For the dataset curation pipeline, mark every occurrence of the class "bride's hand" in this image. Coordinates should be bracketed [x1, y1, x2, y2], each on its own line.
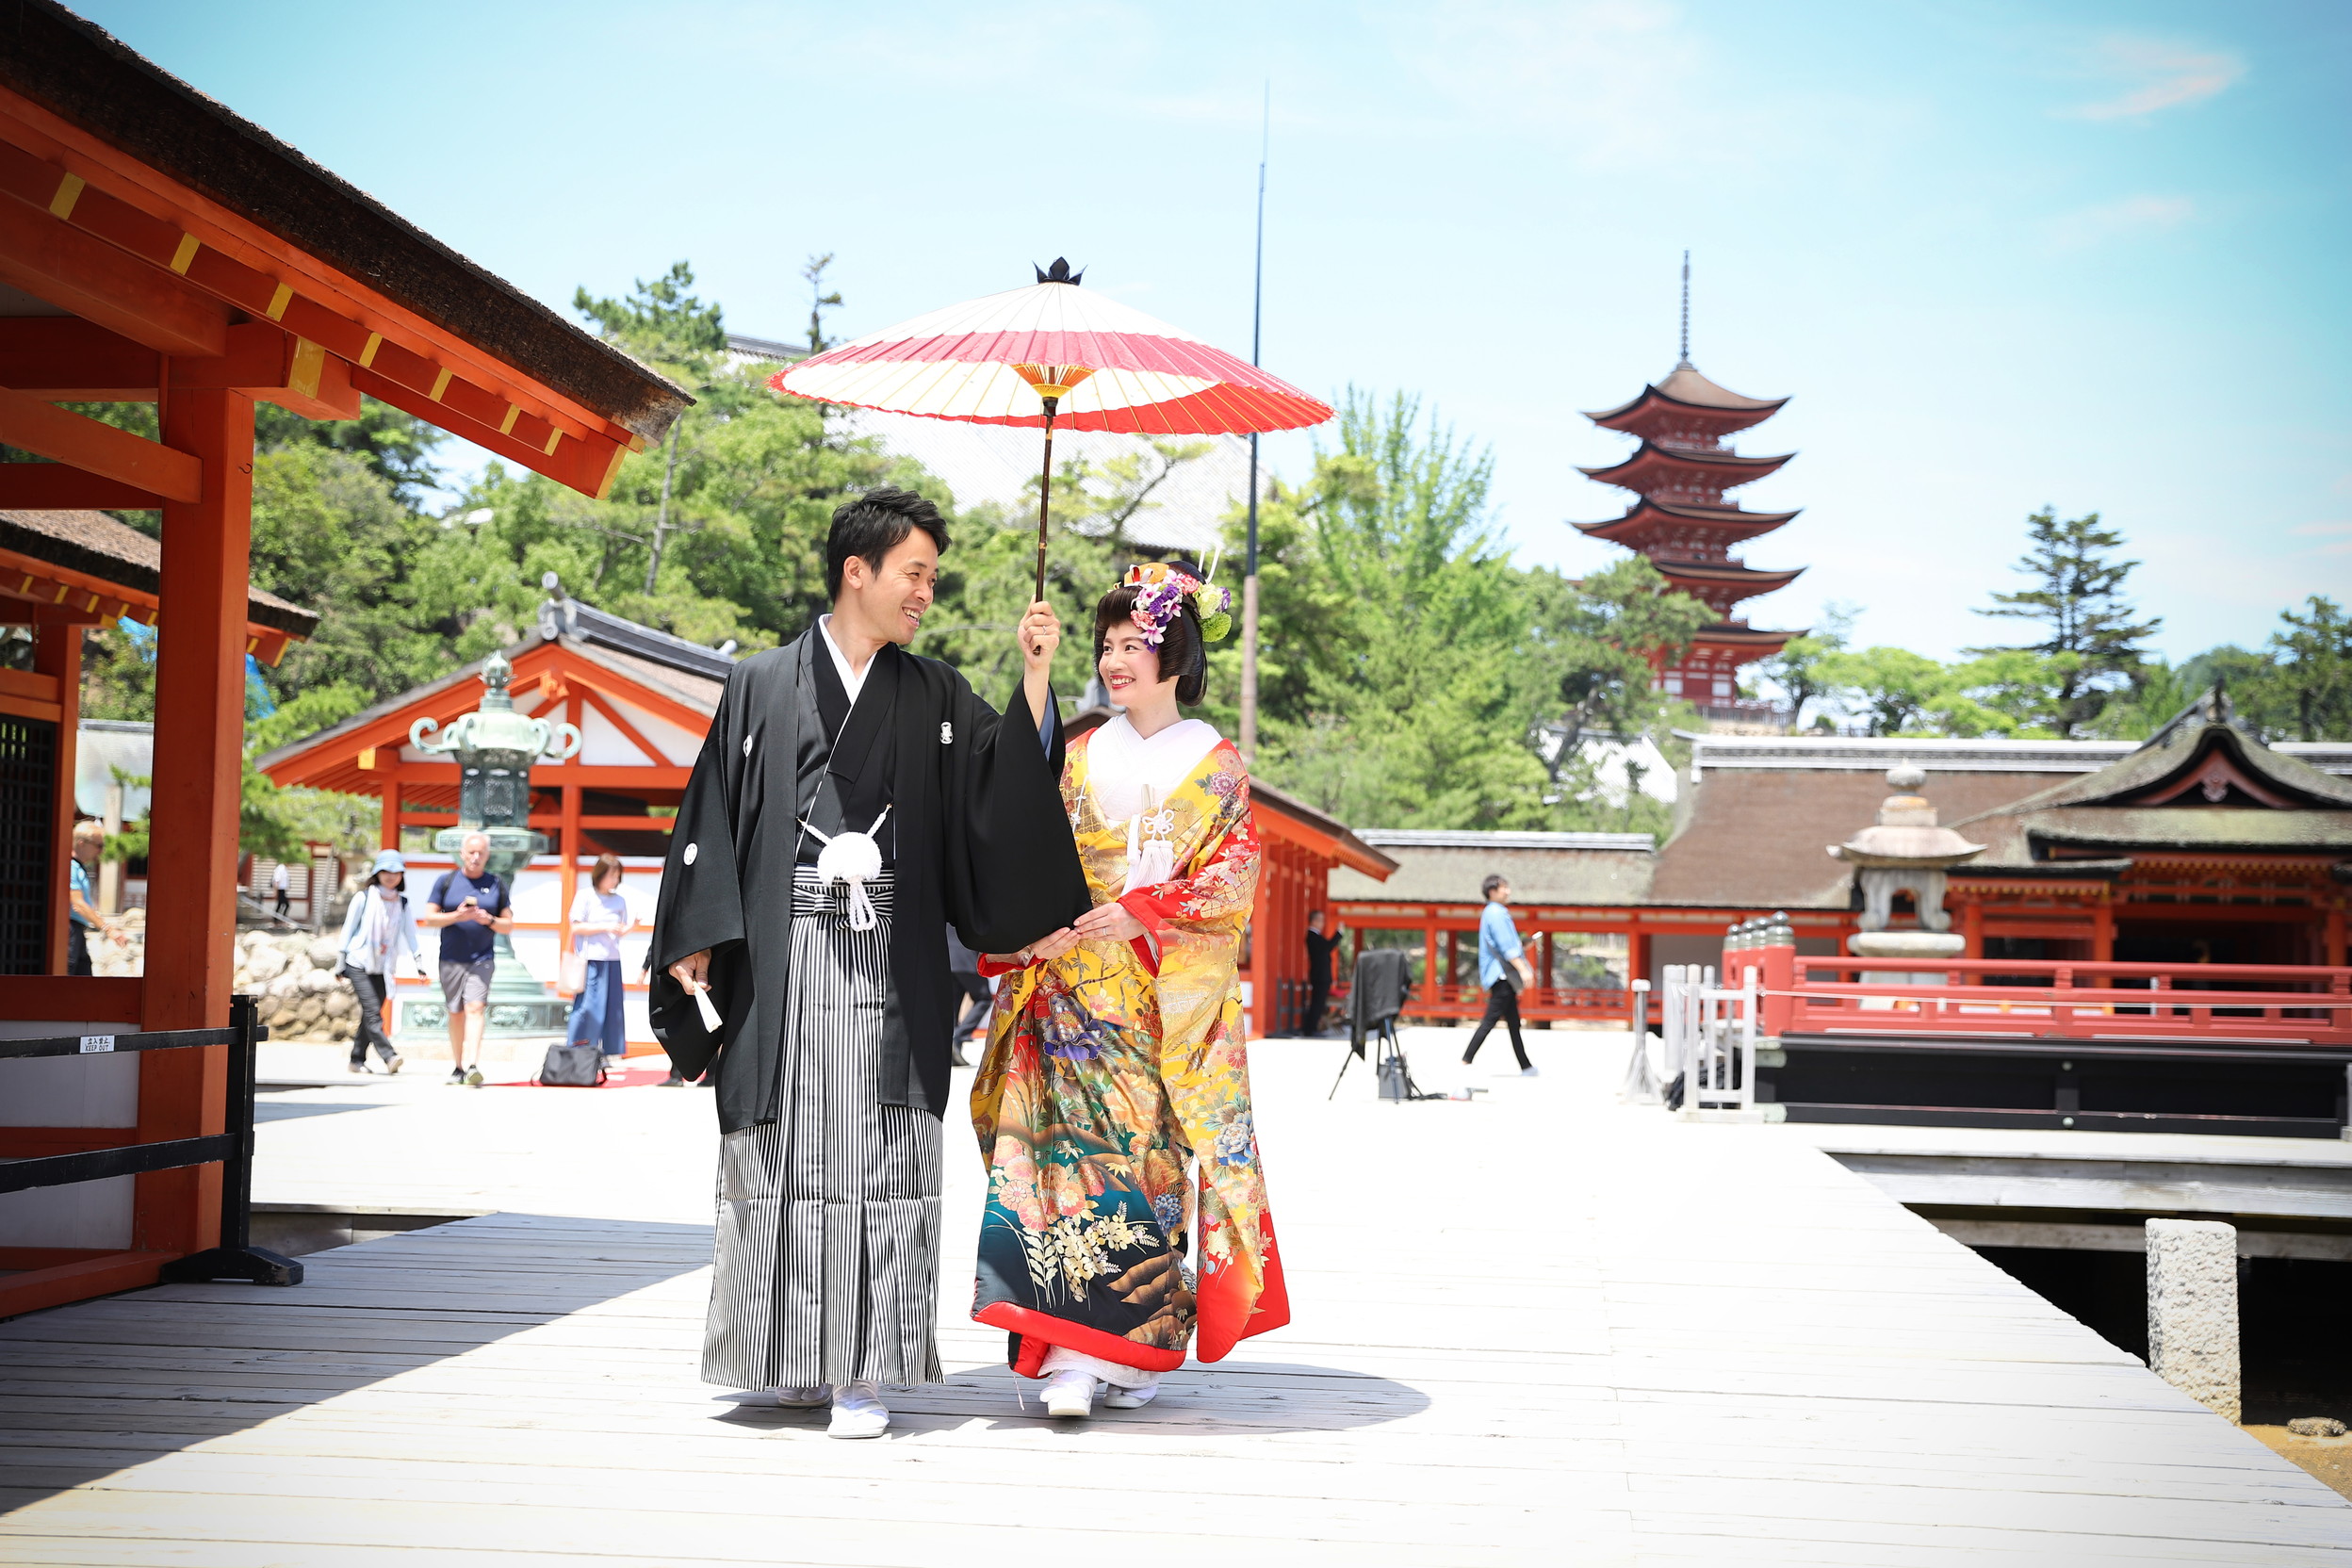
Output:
[1025, 926, 1081, 963]
[1072, 901, 1147, 943]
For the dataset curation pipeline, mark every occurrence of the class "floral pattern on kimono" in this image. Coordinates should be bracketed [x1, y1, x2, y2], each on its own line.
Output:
[969, 730, 1287, 1376]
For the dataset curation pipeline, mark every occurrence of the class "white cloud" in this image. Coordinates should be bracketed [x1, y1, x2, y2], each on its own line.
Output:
[2073, 37, 2244, 122]
[2046, 194, 2194, 251]
[2293, 521, 2352, 556]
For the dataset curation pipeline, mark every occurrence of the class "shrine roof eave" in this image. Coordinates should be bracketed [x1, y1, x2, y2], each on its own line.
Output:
[1581, 372, 1787, 429]
[1251, 778, 1398, 880]
[1656, 564, 1805, 600]
[3, 3, 687, 441]
[2021, 808, 2352, 856]
[1952, 694, 2352, 823]
[1950, 859, 2133, 881]
[0, 2, 690, 489]
[2, 505, 313, 638]
[260, 633, 720, 792]
[1571, 500, 1801, 542]
[1577, 443, 1794, 487]
[1686, 625, 1803, 649]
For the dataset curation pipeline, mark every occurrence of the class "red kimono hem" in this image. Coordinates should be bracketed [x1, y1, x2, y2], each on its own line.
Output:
[974, 1302, 1188, 1380]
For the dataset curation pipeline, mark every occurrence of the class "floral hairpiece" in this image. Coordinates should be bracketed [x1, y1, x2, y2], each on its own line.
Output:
[1123, 562, 1233, 645]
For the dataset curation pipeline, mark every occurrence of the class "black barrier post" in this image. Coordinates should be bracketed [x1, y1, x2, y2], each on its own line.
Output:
[157, 994, 302, 1287]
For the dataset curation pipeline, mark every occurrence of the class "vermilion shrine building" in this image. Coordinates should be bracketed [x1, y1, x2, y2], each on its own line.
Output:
[1330, 711, 2352, 1037]
[0, 4, 687, 1317]
[258, 589, 726, 1049]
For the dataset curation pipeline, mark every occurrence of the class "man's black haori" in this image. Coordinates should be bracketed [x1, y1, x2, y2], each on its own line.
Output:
[648, 629, 1088, 1135]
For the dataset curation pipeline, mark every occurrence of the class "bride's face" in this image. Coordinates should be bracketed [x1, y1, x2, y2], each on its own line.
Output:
[1099, 624, 1174, 703]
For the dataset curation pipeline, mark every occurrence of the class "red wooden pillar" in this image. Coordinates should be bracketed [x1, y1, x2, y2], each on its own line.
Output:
[2326, 905, 2346, 969]
[2091, 896, 2115, 970]
[35, 619, 81, 974]
[1421, 922, 1438, 1007]
[138, 384, 253, 1255]
[379, 776, 400, 858]
[1959, 898, 1984, 960]
[559, 776, 582, 993]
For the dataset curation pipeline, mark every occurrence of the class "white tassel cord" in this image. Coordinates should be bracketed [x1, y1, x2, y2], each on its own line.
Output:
[802, 808, 892, 931]
[1119, 789, 1179, 896]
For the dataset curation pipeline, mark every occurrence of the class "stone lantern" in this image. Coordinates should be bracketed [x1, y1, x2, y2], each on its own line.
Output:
[1828, 763, 1984, 963]
[399, 647, 581, 1039]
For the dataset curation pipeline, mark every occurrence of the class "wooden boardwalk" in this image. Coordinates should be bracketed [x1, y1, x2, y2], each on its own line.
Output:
[3, 1032, 2347, 1564]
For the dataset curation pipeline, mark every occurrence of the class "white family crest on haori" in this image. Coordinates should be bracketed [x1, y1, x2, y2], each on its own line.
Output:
[803, 808, 893, 930]
[1086, 714, 1222, 895]
[940, 721, 954, 744]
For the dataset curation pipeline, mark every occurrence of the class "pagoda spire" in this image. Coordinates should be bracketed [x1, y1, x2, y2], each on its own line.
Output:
[1677, 249, 1691, 369]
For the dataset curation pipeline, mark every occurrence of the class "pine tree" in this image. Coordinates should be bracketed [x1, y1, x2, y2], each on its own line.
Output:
[1968, 508, 2159, 737]
[2265, 596, 2352, 741]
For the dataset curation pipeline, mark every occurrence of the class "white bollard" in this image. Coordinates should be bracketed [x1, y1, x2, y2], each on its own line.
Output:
[2145, 1218, 2240, 1424]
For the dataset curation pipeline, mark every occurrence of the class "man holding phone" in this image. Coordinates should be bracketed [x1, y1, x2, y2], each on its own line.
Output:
[422, 830, 513, 1086]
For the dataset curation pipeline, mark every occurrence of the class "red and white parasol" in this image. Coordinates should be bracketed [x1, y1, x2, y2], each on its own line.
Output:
[771, 259, 1330, 596]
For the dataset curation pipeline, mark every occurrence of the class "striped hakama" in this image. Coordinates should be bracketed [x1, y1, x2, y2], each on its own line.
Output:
[702, 870, 944, 1390]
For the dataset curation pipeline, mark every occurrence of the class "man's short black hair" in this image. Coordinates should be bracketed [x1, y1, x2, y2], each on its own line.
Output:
[826, 487, 951, 600]
[1481, 874, 1508, 900]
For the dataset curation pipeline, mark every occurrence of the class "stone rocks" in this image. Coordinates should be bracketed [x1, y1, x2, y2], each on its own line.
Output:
[68, 917, 379, 1046]
[2147, 1218, 2240, 1425]
[2289, 1417, 2348, 1438]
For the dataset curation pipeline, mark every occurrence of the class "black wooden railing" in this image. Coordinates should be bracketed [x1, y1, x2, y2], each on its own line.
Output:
[0, 994, 301, 1285]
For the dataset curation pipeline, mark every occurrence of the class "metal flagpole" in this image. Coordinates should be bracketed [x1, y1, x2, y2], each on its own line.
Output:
[1239, 82, 1268, 766]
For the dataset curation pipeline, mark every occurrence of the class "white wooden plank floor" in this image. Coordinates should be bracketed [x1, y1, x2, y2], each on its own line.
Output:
[2, 1028, 2346, 1565]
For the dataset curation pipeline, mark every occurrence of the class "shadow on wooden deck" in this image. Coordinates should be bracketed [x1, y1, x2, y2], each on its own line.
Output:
[0, 1212, 711, 1511]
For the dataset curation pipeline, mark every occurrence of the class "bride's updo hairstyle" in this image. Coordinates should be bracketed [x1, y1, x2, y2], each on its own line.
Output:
[1093, 558, 1212, 707]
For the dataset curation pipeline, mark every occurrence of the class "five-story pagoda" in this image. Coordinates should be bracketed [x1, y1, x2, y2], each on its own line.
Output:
[1573, 264, 1805, 722]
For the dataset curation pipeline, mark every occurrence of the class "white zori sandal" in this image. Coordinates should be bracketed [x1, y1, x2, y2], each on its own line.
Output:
[1037, 1346, 1162, 1416]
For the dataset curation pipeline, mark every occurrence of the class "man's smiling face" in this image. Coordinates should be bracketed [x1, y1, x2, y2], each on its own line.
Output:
[840, 530, 939, 646]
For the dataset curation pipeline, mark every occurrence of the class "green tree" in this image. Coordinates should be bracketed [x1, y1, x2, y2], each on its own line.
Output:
[1527, 556, 1708, 773]
[574, 262, 724, 593]
[1759, 603, 1855, 732]
[2262, 596, 2352, 741]
[802, 253, 843, 355]
[1819, 646, 2017, 737]
[1968, 508, 2159, 736]
[253, 397, 446, 503]
[2084, 657, 2200, 741]
[1234, 390, 1557, 828]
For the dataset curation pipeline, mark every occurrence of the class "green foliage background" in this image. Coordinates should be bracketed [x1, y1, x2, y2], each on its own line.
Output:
[56, 265, 2351, 863]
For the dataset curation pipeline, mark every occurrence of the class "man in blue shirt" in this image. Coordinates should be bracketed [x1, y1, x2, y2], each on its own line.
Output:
[422, 831, 513, 1086]
[1461, 873, 1535, 1074]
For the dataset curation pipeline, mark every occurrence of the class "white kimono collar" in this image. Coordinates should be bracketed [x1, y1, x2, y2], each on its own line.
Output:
[1086, 714, 1221, 825]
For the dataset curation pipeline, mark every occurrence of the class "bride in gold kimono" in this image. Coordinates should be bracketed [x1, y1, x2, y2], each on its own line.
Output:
[971, 562, 1288, 1418]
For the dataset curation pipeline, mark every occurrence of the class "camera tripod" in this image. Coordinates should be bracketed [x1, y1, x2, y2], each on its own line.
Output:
[1329, 1015, 1446, 1102]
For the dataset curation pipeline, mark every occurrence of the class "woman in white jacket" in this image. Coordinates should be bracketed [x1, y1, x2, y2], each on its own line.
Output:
[338, 849, 425, 1074]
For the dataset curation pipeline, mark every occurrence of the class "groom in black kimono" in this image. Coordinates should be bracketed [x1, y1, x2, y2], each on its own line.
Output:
[650, 487, 1086, 1439]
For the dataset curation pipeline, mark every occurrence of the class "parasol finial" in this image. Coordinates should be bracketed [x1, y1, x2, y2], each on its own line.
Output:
[1033, 257, 1085, 286]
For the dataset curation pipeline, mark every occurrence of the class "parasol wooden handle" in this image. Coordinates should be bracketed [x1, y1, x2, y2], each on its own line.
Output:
[1032, 399, 1058, 615]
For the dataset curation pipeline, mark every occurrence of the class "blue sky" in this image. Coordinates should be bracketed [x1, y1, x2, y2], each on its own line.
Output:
[78, 0, 2350, 664]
